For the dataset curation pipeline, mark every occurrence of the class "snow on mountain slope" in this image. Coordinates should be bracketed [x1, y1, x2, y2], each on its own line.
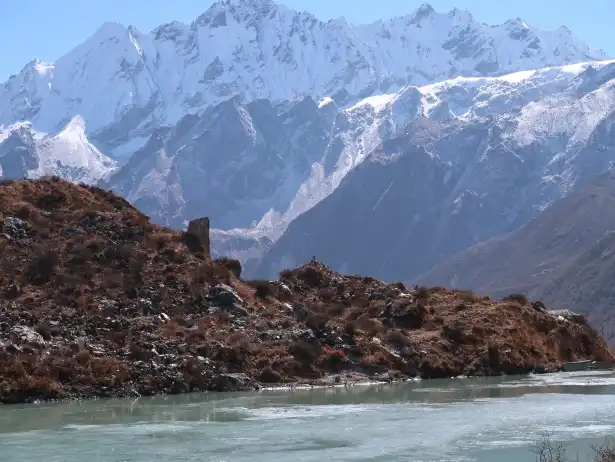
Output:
[99, 58, 614, 270]
[0, 0, 608, 158]
[0, 118, 116, 184]
[103, 96, 335, 231]
[252, 59, 615, 279]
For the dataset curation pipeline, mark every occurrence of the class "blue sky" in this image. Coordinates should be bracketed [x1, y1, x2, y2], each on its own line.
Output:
[1, 0, 612, 80]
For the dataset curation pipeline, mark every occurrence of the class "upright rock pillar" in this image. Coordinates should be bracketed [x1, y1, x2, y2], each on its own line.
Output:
[186, 217, 211, 259]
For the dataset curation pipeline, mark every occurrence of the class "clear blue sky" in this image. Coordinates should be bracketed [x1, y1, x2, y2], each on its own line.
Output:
[1, 0, 612, 80]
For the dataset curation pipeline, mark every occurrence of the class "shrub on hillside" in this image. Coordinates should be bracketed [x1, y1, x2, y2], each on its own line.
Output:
[503, 293, 529, 305]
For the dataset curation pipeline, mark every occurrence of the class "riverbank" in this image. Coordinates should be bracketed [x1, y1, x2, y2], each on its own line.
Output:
[0, 177, 613, 404]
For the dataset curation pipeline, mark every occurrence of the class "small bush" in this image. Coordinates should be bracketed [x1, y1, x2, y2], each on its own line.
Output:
[247, 280, 275, 299]
[289, 339, 322, 362]
[442, 324, 465, 343]
[258, 367, 282, 383]
[415, 286, 430, 300]
[279, 268, 293, 280]
[325, 303, 346, 318]
[26, 249, 59, 284]
[296, 265, 326, 288]
[530, 434, 615, 462]
[592, 438, 615, 462]
[35, 323, 52, 341]
[387, 329, 411, 347]
[343, 320, 356, 337]
[305, 313, 329, 331]
[74, 350, 92, 366]
[503, 293, 529, 305]
[216, 258, 242, 279]
[321, 345, 347, 372]
[455, 290, 482, 304]
[487, 342, 500, 368]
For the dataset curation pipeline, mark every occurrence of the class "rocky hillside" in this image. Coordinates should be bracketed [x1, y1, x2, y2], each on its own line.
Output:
[0, 178, 612, 404]
[417, 170, 615, 342]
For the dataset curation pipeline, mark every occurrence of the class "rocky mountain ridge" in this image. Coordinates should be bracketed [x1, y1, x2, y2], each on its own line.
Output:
[0, 0, 607, 159]
[253, 59, 615, 280]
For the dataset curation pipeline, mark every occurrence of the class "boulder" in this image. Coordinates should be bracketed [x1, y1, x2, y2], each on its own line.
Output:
[10, 326, 46, 349]
[2, 216, 30, 240]
[208, 284, 248, 317]
[211, 373, 259, 392]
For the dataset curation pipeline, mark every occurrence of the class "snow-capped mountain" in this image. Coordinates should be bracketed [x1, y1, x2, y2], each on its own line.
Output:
[102, 95, 335, 231]
[0, 117, 116, 184]
[102, 60, 608, 239]
[0, 0, 613, 276]
[0, 0, 607, 160]
[253, 59, 615, 280]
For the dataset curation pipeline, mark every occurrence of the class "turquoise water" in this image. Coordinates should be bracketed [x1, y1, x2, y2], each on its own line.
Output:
[1, 371, 615, 461]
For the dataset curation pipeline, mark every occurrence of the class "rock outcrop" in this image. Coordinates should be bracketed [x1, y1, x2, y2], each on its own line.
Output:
[186, 217, 211, 258]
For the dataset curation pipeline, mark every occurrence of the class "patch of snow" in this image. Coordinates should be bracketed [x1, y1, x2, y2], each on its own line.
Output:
[318, 97, 334, 109]
[347, 93, 396, 113]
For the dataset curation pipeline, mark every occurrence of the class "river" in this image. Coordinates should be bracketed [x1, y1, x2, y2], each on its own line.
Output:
[1, 371, 615, 461]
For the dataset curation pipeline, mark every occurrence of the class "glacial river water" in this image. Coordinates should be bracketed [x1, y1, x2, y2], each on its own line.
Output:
[1, 371, 615, 461]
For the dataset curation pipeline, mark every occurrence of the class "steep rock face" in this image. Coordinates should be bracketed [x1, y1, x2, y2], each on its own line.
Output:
[103, 96, 334, 230]
[0, 126, 38, 179]
[252, 121, 516, 280]
[104, 61, 608, 245]
[0, 1, 607, 157]
[254, 61, 615, 281]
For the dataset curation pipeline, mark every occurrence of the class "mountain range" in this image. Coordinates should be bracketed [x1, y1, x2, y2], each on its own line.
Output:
[1, 0, 615, 303]
[254, 59, 615, 278]
[0, 0, 605, 154]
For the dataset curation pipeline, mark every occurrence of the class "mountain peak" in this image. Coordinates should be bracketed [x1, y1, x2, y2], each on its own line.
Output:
[92, 21, 129, 39]
[410, 3, 436, 22]
[196, 0, 285, 27]
[61, 115, 87, 135]
[225, 0, 278, 7]
[447, 7, 473, 21]
[558, 25, 573, 35]
[19, 59, 53, 78]
[219, 0, 282, 17]
[416, 3, 435, 14]
[504, 17, 530, 28]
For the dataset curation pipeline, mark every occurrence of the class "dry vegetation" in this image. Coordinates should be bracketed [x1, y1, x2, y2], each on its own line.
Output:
[417, 170, 615, 344]
[532, 434, 615, 462]
[0, 177, 613, 404]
